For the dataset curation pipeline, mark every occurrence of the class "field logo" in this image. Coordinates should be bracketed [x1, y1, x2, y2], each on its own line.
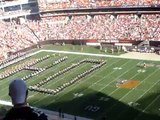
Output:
[116, 80, 140, 89]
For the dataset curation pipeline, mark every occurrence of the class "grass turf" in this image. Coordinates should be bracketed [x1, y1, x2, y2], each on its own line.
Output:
[0, 45, 160, 120]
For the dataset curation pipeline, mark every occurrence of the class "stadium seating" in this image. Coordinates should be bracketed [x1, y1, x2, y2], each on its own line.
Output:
[38, 0, 160, 11]
[0, 13, 159, 59]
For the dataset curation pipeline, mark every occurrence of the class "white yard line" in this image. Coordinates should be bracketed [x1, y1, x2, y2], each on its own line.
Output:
[40, 49, 160, 61]
[0, 100, 12, 106]
[110, 68, 160, 120]
[41, 50, 118, 58]
[1, 49, 160, 71]
[142, 95, 160, 112]
[0, 50, 41, 69]
[27, 55, 82, 101]
[1, 49, 160, 120]
[0, 51, 46, 99]
[0, 51, 77, 100]
[118, 68, 159, 103]
[0, 50, 43, 99]
[38, 58, 122, 106]
[0, 49, 141, 107]
[134, 71, 160, 120]
[51, 59, 131, 103]
[98, 61, 140, 94]
[99, 66, 139, 96]
[30, 59, 90, 105]
[134, 72, 160, 103]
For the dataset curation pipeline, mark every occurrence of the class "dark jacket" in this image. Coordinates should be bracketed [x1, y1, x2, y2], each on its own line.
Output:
[3, 106, 48, 120]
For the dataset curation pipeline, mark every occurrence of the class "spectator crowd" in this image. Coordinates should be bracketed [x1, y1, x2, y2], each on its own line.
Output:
[0, 0, 159, 19]
[0, 13, 159, 60]
[38, 0, 160, 11]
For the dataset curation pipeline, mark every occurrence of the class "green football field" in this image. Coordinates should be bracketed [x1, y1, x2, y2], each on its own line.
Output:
[0, 45, 160, 120]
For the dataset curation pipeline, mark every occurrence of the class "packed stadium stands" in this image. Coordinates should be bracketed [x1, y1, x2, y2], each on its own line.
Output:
[38, 0, 160, 11]
[0, 14, 159, 59]
[0, 0, 159, 18]
[0, 0, 159, 60]
[0, 1, 160, 119]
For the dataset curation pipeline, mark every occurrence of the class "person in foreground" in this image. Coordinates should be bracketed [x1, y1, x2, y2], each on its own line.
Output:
[3, 79, 48, 120]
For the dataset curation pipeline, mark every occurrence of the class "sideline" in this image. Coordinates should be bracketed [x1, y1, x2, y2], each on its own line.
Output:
[1, 49, 160, 70]
[0, 49, 159, 120]
[0, 50, 42, 69]
[40, 49, 160, 61]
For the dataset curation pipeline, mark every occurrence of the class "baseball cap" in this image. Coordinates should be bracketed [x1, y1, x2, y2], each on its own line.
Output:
[9, 79, 28, 105]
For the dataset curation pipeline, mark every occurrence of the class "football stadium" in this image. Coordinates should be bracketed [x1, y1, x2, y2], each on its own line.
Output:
[0, 0, 160, 120]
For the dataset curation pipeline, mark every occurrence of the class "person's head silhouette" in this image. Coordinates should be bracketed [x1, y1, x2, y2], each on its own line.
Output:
[9, 79, 28, 106]
[4, 79, 48, 120]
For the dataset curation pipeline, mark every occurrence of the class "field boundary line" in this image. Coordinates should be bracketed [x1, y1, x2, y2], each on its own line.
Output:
[2, 48, 158, 70]
[43, 58, 123, 104]
[99, 62, 141, 95]
[30, 59, 92, 105]
[0, 50, 50, 99]
[39, 49, 160, 61]
[53, 59, 132, 103]
[134, 95, 160, 120]
[27, 55, 82, 101]
[111, 68, 160, 120]
[134, 70, 160, 120]
[1, 49, 160, 120]
[0, 50, 42, 70]
[118, 62, 157, 101]
[142, 95, 160, 112]
[30, 57, 139, 107]
[0, 51, 79, 99]
[0, 50, 43, 98]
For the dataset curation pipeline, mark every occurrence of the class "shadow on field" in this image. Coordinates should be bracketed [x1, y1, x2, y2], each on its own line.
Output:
[30, 87, 160, 120]
[135, 92, 160, 120]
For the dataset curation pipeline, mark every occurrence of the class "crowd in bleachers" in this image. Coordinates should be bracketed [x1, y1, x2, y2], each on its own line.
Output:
[1, 0, 159, 17]
[38, 0, 160, 11]
[0, 13, 159, 60]
[31, 14, 160, 41]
